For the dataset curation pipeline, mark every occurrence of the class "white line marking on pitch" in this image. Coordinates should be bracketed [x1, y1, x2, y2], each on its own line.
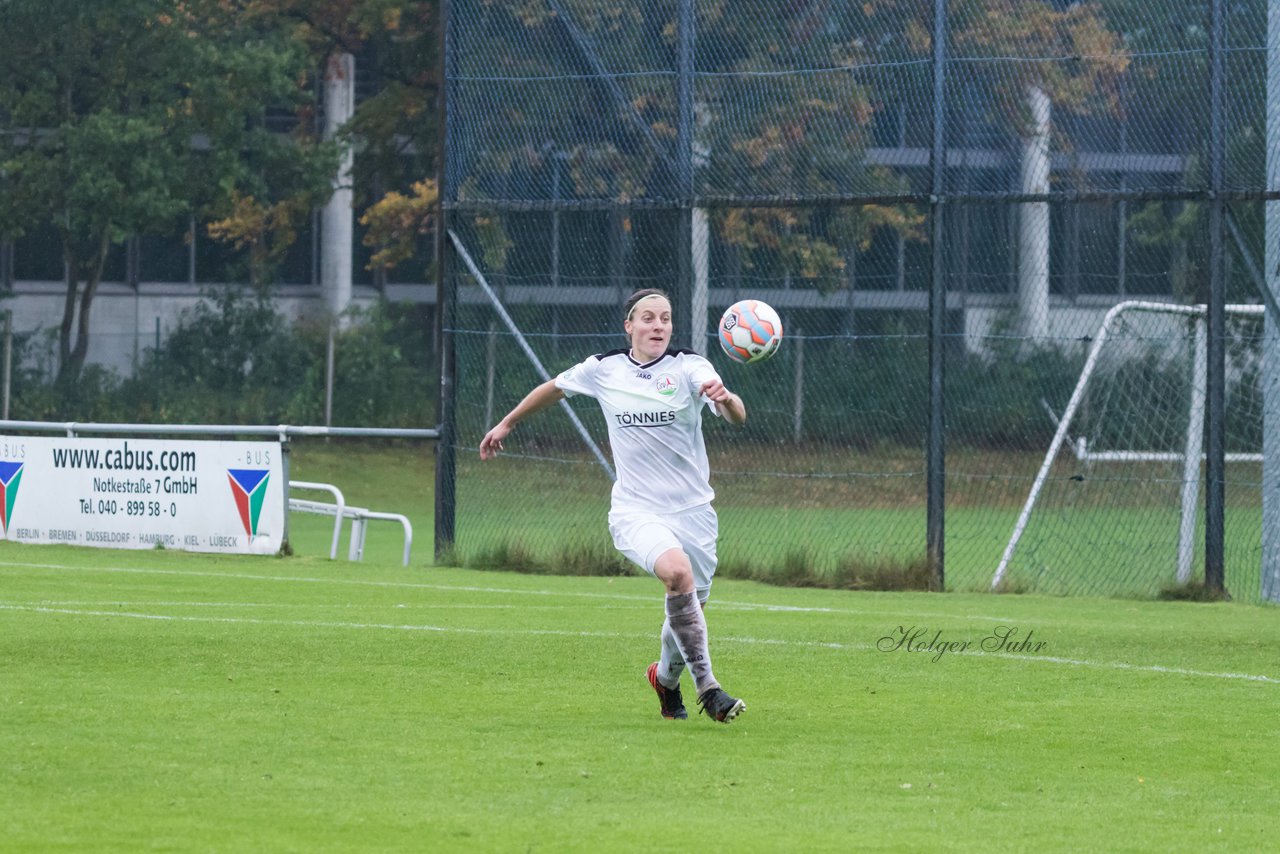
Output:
[952, 649, 1280, 684]
[0, 560, 1017, 623]
[10, 600, 640, 611]
[0, 604, 653, 641]
[2, 603, 1275, 686]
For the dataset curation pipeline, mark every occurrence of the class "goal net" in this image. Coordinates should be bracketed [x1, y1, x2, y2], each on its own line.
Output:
[992, 301, 1265, 597]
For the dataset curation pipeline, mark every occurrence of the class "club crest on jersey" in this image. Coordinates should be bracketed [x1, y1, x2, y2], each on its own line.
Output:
[655, 374, 678, 396]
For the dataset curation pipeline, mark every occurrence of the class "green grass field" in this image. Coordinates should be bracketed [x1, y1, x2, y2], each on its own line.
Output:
[2, 442, 1276, 850]
[452, 448, 1269, 600]
[272, 440, 1269, 600]
[2, 541, 1278, 851]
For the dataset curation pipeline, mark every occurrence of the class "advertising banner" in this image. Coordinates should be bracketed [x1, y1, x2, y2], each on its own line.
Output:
[0, 435, 284, 555]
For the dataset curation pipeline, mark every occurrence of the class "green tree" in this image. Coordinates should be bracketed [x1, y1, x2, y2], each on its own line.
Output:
[1099, 0, 1266, 305]
[435, 0, 1127, 291]
[233, 1, 442, 281]
[0, 0, 338, 387]
[250, 1, 442, 230]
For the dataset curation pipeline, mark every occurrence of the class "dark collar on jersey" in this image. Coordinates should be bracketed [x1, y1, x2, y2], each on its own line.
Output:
[594, 347, 700, 368]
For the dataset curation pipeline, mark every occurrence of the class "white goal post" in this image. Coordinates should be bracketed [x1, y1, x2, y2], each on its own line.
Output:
[992, 300, 1265, 592]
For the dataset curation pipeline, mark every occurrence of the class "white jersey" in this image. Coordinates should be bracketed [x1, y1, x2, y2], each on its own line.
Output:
[556, 348, 723, 514]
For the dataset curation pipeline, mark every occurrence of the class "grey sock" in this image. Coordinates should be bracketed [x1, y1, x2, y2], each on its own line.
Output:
[665, 591, 718, 695]
[657, 619, 685, 688]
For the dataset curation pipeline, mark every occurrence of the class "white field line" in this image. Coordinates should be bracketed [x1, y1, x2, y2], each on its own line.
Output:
[0, 560, 1017, 623]
[10, 600, 644, 611]
[1, 602, 1276, 686]
[953, 648, 1280, 684]
[0, 604, 638, 640]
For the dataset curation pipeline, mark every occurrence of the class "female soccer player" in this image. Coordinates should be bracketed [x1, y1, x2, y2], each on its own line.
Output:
[478, 288, 747, 723]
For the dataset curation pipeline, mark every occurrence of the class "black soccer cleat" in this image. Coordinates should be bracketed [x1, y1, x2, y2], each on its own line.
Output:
[697, 687, 746, 723]
[646, 662, 688, 720]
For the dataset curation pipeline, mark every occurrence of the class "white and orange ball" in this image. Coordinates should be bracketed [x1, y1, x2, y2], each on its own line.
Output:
[718, 300, 783, 364]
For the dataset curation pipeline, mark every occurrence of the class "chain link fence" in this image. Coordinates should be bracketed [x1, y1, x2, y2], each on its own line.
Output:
[441, 0, 1277, 600]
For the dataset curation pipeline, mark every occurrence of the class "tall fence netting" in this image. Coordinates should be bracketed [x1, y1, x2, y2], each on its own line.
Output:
[445, 0, 1276, 600]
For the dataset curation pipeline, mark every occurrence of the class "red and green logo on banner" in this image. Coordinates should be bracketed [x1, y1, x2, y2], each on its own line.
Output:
[0, 461, 24, 535]
[226, 469, 269, 536]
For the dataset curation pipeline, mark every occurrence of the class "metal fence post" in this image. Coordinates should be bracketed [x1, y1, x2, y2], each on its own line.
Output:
[3, 310, 11, 421]
[280, 429, 292, 550]
[1206, 0, 1227, 594]
[674, 0, 696, 351]
[434, 0, 458, 560]
[927, 0, 948, 591]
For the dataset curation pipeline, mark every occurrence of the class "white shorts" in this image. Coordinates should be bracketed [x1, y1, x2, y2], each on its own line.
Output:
[608, 504, 718, 602]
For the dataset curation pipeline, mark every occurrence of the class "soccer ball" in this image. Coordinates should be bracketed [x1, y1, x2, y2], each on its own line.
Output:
[718, 300, 783, 364]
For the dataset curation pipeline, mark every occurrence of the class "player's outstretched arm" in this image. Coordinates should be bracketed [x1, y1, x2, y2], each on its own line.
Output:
[699, 379, 747, 426]
[479, 379, 566, 459]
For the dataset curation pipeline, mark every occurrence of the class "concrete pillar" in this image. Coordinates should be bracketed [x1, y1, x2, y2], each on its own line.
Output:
[692, 207, 710, 353]
[322, 53, 355, 320]
[1018, 85, 1051, 342]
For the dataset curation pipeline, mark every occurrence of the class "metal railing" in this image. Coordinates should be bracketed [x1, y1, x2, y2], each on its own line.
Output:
[289, 489, 414, 567]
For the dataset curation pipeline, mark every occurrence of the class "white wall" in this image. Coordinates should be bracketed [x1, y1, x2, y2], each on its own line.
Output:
[963, 303, 1114, 359]
[2, 282, 392, 378]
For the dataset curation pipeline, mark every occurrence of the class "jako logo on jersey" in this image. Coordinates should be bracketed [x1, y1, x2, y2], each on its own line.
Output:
[226, 468, 269, 536]
[0, 460, 23, 535]
[634, 370, 652, 380]
[655, 374, 678, 395]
